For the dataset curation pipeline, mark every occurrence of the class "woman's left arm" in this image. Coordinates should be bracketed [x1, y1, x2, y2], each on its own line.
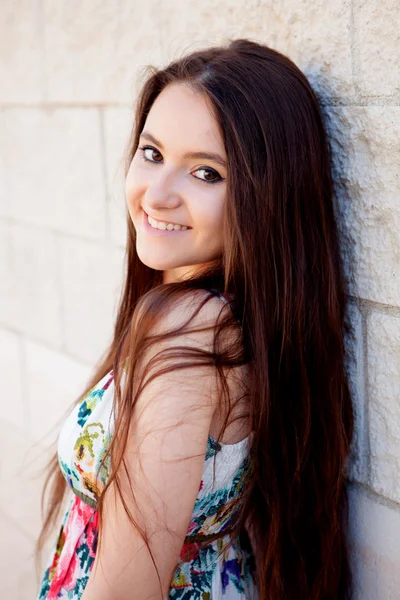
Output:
[81, 293, 228, 600]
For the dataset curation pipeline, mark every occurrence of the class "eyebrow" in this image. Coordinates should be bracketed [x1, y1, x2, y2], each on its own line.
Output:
[139, 130, 227, 168]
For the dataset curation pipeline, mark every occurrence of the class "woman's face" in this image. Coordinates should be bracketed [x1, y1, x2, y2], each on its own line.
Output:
[125, 82, 227, 284]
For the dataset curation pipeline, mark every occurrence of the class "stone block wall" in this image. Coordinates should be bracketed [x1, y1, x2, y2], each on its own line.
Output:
[0, 1, 399, 598]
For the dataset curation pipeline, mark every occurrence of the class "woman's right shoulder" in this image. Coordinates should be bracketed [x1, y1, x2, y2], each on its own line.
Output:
[143, 287, 231, 334]
[132, 287, 240, 365]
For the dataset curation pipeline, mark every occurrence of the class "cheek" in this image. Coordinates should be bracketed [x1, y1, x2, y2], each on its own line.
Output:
[196, 200, 225, 240]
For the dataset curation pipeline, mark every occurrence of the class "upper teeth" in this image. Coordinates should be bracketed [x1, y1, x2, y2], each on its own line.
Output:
[147, 215, 188, 231]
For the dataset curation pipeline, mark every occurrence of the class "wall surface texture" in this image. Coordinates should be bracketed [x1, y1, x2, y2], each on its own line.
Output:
[0, 1, 399, 598]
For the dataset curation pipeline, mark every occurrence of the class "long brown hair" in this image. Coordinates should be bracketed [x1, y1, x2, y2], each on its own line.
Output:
[37, 38, 354, 599]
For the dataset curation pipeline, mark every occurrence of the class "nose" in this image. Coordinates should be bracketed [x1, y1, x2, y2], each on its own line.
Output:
[144, 171, 182, 212]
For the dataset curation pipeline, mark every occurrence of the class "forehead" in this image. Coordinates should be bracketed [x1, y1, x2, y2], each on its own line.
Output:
[143, 82, 224, 152]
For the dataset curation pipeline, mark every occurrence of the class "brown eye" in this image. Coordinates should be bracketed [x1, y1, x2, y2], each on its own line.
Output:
[138, 145, 162, 162]
[193, 167, 223, 185]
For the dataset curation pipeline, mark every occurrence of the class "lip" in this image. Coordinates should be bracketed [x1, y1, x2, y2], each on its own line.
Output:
[141, 209, 191, 236]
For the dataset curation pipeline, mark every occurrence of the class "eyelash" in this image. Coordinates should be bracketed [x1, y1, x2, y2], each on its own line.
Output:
[137, 145, 224, 185]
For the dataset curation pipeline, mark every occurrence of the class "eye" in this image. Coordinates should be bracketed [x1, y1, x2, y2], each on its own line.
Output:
[138, 145, 162, 163]
[137, 144, 224, 185]
[193, 167, 222, 184]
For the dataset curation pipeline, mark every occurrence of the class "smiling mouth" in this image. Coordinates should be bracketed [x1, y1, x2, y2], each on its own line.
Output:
[144, 210, 192, 231]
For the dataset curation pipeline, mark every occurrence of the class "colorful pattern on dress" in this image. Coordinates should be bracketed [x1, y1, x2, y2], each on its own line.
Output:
[169, 532, 257, 599]
[169, 442, 257, 599]
[37, 290, 259, 599]
[37, 495, 98, 599]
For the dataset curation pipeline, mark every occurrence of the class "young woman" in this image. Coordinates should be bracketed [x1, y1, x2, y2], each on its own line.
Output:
[36, 38, 354, 600]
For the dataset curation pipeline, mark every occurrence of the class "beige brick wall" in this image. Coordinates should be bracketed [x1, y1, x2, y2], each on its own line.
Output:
[0, 1, 399, 598]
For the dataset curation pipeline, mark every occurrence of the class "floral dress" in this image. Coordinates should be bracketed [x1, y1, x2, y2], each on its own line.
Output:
[37, 290, 259, 599]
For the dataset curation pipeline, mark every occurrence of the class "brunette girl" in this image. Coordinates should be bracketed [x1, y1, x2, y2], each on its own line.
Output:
[37, 38, 354, 600]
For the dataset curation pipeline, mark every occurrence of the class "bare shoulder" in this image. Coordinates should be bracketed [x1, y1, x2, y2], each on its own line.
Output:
[131, 288, 245, 438]
[131, 288, 235, 419]
[144, 287, 241, 352]
[156, 287, 234, 326]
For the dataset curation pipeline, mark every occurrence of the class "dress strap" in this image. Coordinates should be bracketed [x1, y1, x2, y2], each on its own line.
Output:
[207, 288, 242, 329]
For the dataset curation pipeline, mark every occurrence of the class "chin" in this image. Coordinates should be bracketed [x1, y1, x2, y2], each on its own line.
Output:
[135, 249, 179, 272]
